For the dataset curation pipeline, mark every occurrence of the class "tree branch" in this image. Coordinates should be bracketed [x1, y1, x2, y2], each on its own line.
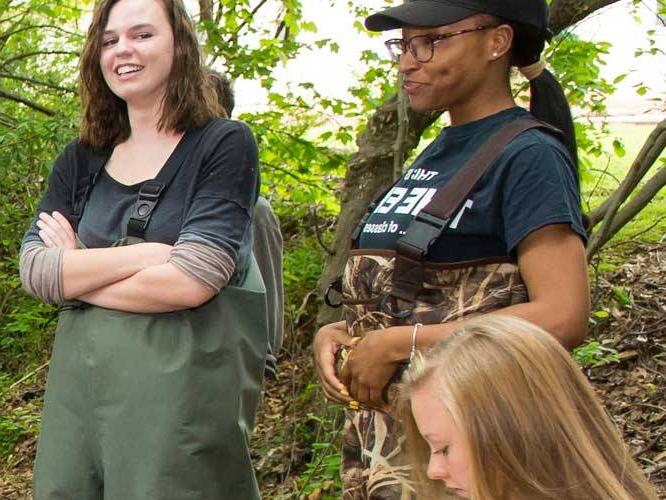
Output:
[0, 23, 81, 41]
[587, 119, 666, 227]
[586, 120, 666, 258]
[0, 50, 79, 71]
[0, 112, 16, 128]
[392, 74, 409, 182]
[592, 166, 666, 252]
[198, 0, 213, 23]
[0, 89, 56, 115]
[0, 72, 77, 93]
[549, 0, 621, 35]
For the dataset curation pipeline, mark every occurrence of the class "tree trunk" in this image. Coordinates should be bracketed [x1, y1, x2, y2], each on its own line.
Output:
[315, 96, 439, 326]
[549, 0, 620, 35]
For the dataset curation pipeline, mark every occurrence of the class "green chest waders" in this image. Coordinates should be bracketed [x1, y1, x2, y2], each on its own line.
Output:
[33, 126, 269, 499]
[326, 119, 561, 500]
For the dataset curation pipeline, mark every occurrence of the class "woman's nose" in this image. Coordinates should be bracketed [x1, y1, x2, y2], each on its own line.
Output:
[114, 36, 132, 55]
[398, 51, 419, 74]
[427, 456, 449, 481]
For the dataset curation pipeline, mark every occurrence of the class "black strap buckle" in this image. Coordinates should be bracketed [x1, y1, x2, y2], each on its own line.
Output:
[127, 180, 165, 238]
[380, 292, 413, 319]
[324, 279, 343, 308]
[398, 211, 449, 259]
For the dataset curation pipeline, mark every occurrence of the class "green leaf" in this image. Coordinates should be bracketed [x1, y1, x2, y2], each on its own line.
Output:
[612, 73, 627, 84]
[612, 139, 626, 158]
[612, 286, 632, 306]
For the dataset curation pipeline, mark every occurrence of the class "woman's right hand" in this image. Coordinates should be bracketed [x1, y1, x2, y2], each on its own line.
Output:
[313, 321, 355, 404]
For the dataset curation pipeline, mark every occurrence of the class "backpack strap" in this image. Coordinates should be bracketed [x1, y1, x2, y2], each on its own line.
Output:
[126, 123, 210, 239]
[388, 118, 562, 307]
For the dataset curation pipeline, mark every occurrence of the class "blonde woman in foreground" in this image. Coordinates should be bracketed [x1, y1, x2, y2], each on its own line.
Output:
[399, 315, 658, 500]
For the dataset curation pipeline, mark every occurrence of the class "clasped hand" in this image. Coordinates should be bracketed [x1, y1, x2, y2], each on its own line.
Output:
[314, 323, 400, 411]
[36, 211, 77, 249]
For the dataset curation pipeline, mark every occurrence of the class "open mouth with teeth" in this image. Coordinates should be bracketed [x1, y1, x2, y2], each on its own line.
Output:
[116, 64, 144, 76]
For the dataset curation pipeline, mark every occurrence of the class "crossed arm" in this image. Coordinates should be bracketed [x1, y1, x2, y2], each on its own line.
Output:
[314, 224, 590, 409]
[32, 211, 215, 312]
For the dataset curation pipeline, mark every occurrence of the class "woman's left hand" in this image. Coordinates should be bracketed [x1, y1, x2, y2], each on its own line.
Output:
[341, 328, 402, 411]
[36, 211, 77, 250]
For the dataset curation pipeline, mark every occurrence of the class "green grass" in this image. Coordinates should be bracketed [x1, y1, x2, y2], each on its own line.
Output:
[581, 122, 666, 244]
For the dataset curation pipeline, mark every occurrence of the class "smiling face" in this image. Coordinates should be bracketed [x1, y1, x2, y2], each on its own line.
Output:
[410, 378, 472, 498]
[99, 0, 174, 108]
[398, 15, 503, 117]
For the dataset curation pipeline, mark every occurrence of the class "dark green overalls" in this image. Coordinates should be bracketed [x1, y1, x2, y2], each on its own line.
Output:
[33, 127, 268, 499]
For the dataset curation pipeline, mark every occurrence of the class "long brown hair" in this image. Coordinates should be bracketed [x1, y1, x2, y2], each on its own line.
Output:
[398, 315, 658, 500]
[79, 0, 220, 149]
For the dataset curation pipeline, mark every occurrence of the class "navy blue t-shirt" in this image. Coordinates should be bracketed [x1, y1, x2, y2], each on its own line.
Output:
[356, 107, 586, 262]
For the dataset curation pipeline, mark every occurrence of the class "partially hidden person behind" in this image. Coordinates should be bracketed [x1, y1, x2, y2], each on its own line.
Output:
[19, 0, 268, 498]
[314, 0, 590, 498]
[399, 315, 659, 500]
[207, 68, 285, 378]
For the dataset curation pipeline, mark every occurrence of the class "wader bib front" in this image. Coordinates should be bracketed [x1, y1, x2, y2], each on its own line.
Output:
[33, 127, 269, 500]
[332, 119, 560, 499]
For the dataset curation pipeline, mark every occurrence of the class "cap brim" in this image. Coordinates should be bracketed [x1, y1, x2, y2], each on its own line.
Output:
[365, 1, 478, 32]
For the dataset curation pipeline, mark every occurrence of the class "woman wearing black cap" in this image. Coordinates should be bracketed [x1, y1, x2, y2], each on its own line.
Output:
[313, 0, 590, 498]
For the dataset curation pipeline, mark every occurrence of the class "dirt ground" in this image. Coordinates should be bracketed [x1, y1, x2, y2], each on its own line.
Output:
[1, 244, 665, 499]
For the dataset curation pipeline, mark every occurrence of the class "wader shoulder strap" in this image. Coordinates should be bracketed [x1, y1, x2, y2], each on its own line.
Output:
[350, 186, 392, 245]
[71, 148, 111, 231]
[126, 123, 210, 239]
[391, 118, 562, 303]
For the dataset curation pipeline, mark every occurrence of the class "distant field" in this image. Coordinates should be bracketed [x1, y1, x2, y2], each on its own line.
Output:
[581, 122, 666, 245]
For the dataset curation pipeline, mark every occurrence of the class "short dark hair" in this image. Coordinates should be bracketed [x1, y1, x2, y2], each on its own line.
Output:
[79, 0, 221, 149]
[206, 69, 235, 118]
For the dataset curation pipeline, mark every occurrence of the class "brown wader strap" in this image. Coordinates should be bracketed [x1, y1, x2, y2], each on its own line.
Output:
[389, 118, 562, 309]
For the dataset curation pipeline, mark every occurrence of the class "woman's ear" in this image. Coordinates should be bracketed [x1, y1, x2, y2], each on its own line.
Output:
[489, 24, 513, 60]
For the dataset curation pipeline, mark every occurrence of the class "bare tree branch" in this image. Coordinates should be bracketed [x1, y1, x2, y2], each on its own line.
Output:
[0, 88, 56, 115]
[588, 166, 666, 254]
[587, 118, 666, 228]
[586, 119, 666, 258]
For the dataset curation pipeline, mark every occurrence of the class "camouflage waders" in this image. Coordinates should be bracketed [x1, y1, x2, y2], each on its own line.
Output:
[338, 251, 528, 499]
[335, 119, 561, 499]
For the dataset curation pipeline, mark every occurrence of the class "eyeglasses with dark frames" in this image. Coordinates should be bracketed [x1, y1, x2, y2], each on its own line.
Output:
[385, 25, 497, 63]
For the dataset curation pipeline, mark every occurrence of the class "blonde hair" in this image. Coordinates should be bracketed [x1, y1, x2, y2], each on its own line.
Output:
[398, 315, 658, 500]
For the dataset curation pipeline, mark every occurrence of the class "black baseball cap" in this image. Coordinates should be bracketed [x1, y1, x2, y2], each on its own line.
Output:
[365, 0, 549, 36]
